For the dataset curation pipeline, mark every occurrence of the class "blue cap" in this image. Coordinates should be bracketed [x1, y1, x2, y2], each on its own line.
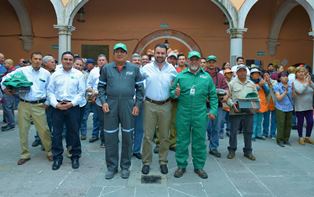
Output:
[86, 58, 95, 64]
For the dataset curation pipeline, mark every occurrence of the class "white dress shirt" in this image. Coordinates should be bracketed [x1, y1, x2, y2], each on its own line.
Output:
[87, 66, 100, 92]
[1, 65, 50, 101]
[47, 66, 86, 108]
[141, 61, 177, 101]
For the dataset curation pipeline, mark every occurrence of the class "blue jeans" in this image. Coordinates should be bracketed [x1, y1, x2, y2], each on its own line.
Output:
[2, 94, 15, 127]
[263, 110, 276, 137]
[133, 107, 144, 153]
[220, 111, 230, 135]
[207, 107, 226, 150]
[80, 102, 100, 137]
[252, 112, 263, 138]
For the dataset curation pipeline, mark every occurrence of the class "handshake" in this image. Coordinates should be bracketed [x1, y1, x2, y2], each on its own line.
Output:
[86, 88, 97, 102]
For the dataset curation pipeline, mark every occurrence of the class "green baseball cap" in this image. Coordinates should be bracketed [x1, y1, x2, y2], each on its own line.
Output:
[188, 51, 201, 59]
[206, 55, 217, 62]
[113, 42, 128, 52]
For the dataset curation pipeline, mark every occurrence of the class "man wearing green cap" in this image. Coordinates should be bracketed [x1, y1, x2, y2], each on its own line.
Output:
[205, 55, 229, 158]
[170, 51, 218, 179]
[98, 42, 144, 179]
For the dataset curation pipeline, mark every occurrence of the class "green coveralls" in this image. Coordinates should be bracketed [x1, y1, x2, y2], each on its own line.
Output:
[170, 68, 218, 169]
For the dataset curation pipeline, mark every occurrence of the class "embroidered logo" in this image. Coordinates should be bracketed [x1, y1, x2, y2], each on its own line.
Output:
[200, 75, 207, 79]
[126, 71, 134, 76]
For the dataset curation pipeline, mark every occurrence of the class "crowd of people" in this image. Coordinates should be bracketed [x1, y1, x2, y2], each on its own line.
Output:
[0, 42, 313, 180]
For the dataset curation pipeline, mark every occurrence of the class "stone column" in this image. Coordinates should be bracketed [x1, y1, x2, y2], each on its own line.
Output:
[227, 28, 247, 65]
[54, 25, 76, 62]
[309, 31, 314, 74]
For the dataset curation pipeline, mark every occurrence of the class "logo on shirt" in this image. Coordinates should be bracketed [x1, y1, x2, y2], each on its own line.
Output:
[200, 75, 207, 79]
[126, 71, 134, 76]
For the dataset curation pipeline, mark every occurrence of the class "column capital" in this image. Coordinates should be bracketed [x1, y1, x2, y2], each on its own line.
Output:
[54, 25, 76, 35]
[19, 35, 33, 51]
[267, 38, 280, 56]
[227, 28, 248, 39]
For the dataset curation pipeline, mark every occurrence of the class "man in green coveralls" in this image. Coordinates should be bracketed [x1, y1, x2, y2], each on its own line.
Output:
[170, 51, 218, 179]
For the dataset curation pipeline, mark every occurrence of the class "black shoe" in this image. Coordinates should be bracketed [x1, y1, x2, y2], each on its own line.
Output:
[277, 141, 285, 147]
[153, 146, 159, 154]
[71, 158, 79, 169]
[209, 149, 221, 158]
[80, 135, 87, 140]
[169, 146, 176, 152]
[256, 136, 266, 140]
[133, 152, 142, 160]
[31, 139, 41, 147]
[284, 141, 291, 146]
[244, 153, 256, 161]
[142, 165, 150, 175]
[174, 168, 186, 178]
[89, 136, 99, 143]
[227, 151, 235, 159]
[160, 164, 168, 174]
[292, 125, 297, 130]
[1, 125, 15, 132]
[100, 141, 105, 148]
[52, 160, 62, 170]
[194, 169, 208, 179]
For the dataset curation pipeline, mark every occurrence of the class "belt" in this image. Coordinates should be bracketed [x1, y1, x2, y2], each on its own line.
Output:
[20, 98, 46, 104]
[145, 97, 171, 105]
[57, 100, 71, 103]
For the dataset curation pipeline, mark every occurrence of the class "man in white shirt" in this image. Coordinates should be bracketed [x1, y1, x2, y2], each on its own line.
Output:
[1, 52, 52, 165]
[141, 43, 177, 175]
[48, 51, 85, 170]
[86, 54, 108, 148]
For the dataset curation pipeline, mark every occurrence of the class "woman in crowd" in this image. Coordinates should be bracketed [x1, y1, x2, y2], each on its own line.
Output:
[293, 66, 314, 145]
[273, 71, 294, 147]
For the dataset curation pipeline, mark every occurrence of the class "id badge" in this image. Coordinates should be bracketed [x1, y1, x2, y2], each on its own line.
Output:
[190, 86, 195, 96]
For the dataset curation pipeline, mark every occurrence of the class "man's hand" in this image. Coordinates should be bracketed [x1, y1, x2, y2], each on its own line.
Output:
[208, 114, 216, 120]
[233, 103, 240, 112]
[259, 79, 265, 86]
[175, 83, 180, 97]
[56, 103, 67, 110]
[221, 95, 228, 103]
[102, 103, 110, 113]
[63, 102, 73, 110]
[132, 106, 139, 116]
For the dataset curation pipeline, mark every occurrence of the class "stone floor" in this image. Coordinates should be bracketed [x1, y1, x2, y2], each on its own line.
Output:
[0, 117, 314, 197]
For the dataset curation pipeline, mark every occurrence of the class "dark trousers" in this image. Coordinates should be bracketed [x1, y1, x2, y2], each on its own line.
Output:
[296, 110, 313, 137]
[96, 105, 105, 141]
[103, 98, 134, 171]
[2, 94, 15, 127]
[275, 109, 292, 143]
[228, 114, 253, 154]
[52, 106, 81, 161]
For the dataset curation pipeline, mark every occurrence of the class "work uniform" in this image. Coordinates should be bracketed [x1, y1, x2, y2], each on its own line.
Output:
[170, 68, 218, 169]
[98, 62, 144, 172]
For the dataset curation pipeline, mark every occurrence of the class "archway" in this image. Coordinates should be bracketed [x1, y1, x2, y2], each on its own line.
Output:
[133, 29, 202, 56]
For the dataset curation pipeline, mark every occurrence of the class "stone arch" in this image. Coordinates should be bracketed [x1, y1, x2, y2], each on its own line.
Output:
[268, 0, 299, 56]
[238, 0, 258, 29]
[8, 0, 33, 51]
[133, 29, 202, 55]
[211, 0, 238, 28]
[68, 0, 89, 26]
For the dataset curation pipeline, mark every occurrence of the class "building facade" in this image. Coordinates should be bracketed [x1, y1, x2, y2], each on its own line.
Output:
[0, 0, 314, 69]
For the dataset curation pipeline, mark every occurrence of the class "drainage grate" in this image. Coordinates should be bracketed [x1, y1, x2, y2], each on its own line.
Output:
[141, 175, 162, 184]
